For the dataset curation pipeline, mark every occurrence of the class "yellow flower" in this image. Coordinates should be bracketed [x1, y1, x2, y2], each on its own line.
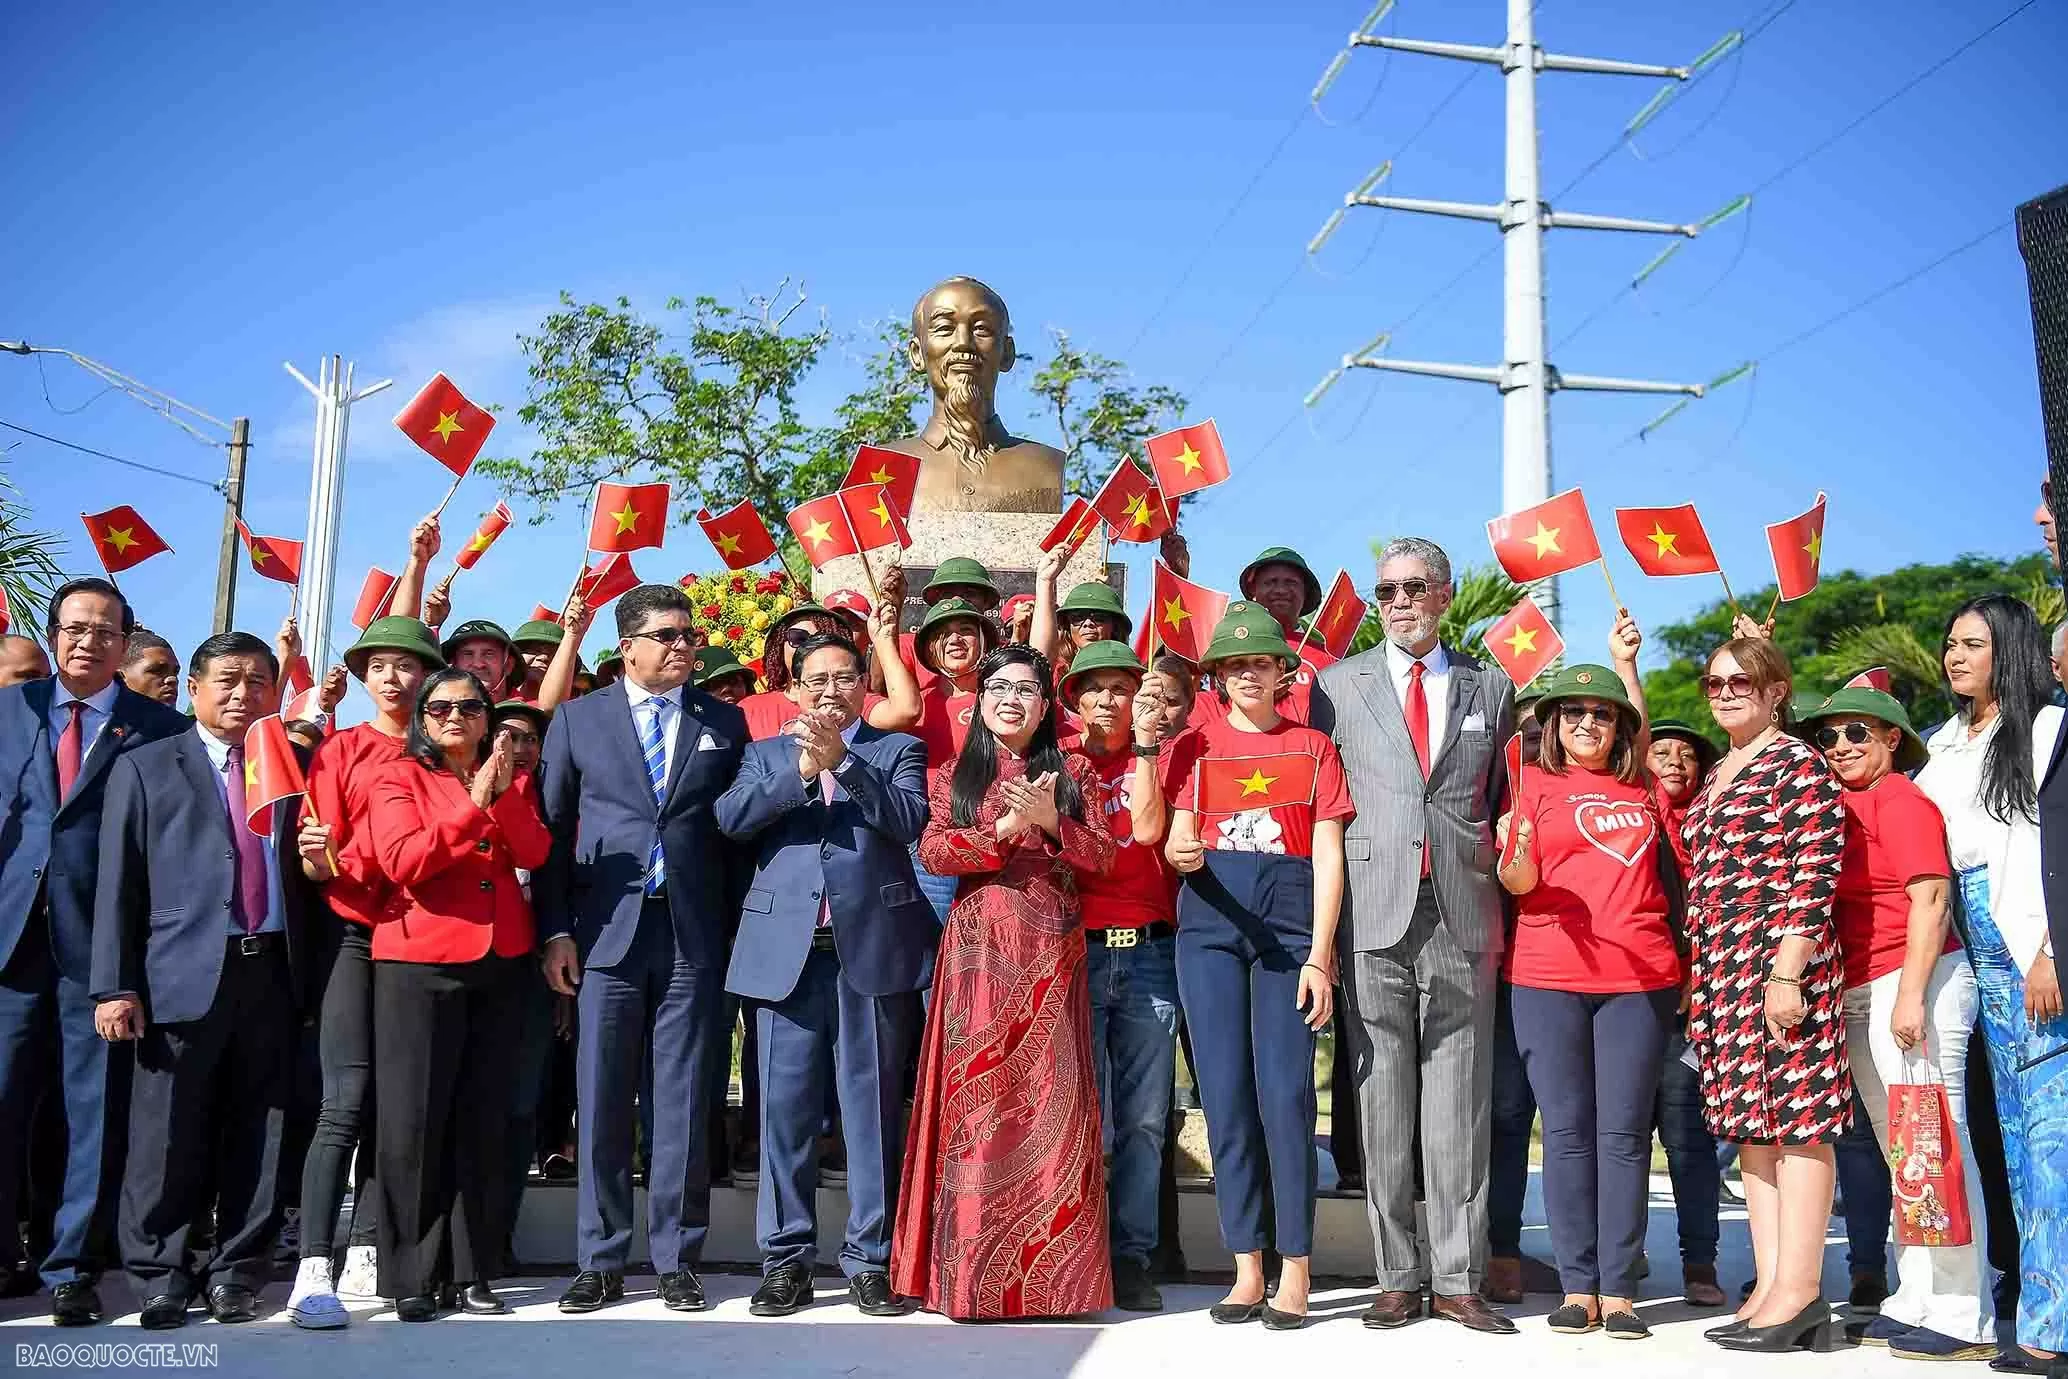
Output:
[750, 610, 769, 630]
[772, 594, 793, 615]
[746, 636, 765, 658]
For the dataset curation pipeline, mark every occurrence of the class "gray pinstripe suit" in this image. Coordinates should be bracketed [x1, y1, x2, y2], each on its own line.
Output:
[1311, 641, 1513, 1296]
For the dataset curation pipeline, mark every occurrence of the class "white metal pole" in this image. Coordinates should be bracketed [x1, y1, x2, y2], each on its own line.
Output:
[296, 357, 336, 653]
[1502, 0, 1557, 624]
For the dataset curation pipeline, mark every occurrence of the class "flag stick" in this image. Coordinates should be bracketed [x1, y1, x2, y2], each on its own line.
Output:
[1597, 558, 1625, 613]
[1716, 568, 1742, 618]
[1764, 588, 1782, 626]
[288, 584, 301, 621]
[853, 543, 882, 604]
[1290, 618, 1316, 664]
[429, 469, 466, 521]
[298, 798, 340, 879]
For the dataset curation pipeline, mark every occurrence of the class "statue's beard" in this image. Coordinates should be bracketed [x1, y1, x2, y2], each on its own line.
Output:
[940, 372, 996, 478]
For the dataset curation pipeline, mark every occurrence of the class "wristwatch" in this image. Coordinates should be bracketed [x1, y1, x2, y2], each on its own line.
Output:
[1131, 742, 1160, 759]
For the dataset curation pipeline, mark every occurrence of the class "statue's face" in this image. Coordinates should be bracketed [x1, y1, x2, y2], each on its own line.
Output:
[908, 279, 1014, 406]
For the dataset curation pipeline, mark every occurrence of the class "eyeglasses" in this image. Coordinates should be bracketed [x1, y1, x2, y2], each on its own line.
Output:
[798, 672, 864, 693]
[1700, 672, 1757, 699]
[982, 679, 1045, 701]
[1374, 579, 1431, 605]
[55, 623, 123, 645]
[1815, 723, 1876, 750]
[627, 627, 696, 648]
[1558, 704, 1619, 726]
[423, 699, 489, 721]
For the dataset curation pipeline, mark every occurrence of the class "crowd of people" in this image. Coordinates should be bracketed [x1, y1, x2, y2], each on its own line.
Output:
[0, 486, 2062, 1372]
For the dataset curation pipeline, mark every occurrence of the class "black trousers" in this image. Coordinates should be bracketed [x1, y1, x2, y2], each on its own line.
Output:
[118, 940, 294, 1300]
[372, 954, 524, 1299]
[300, 922, 378, 1259]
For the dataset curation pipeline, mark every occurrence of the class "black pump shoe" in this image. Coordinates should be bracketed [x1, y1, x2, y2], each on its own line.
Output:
[1715, 1298, 1834, 1353]
[1210, 1299, 1264, 1325]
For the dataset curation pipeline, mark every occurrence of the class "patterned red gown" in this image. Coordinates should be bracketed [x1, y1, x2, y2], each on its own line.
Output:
[891, 750, 1116, 1319]
[1681, 732, 1853, 1144]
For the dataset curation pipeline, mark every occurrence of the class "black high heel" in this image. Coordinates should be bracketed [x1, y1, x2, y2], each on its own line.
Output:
[1703, 1316, 1752, 1342]
[1714, 1298, 1833, 1353]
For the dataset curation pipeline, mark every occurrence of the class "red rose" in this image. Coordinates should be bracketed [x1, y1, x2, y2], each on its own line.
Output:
[702, 604, 722, 619]
[730, 575, 748, 593]
[725, 624, 744, 641]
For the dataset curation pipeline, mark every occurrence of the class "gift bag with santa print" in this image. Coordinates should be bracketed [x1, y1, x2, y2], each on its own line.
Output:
[1887, 1076, 1972, 1247]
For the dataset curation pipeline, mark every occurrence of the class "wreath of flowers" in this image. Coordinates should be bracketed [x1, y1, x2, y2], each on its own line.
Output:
[677, 567, 804, 676]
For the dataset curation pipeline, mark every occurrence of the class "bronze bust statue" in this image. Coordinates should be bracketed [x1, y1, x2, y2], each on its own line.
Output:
[884, 276, 1064, 514]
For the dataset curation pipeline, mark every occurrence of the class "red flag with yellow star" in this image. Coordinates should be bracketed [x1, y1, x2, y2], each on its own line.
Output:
[589, 482, 669, 554]
[842, 445, 921, 520]
[80, 505, 171, 575]
[577, 551, 641, 608]
[786, 493, 860, 569]
[1486, 488, 1601, 582]
[1040, 498, 1101, 558]
[1091, 457, 1173, 545]
[240, 714, 309, 837]
[839, 483, 911, 554]
[1614, 502, 1720, 578]
[1484, 595, 1564, 688]
[1145, 419, 1231, 500]
[0, 585, 10, 635]
[1193, 752, 1320, 815]
[350, 567, 398, 631]
[453, 502, 513, 571]
[1766, 491, 1827, 602]
[393, 373, 495, 477]
[696, 499, 778, 569]
[235, 520, 302, 585]
[1136, 561, 1228, 663]
[1305, 569, 1369, 660]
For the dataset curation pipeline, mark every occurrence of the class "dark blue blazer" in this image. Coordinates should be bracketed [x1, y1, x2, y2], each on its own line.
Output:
[536, 680, 748, 971]
[88, 729, 322, 1026]
[716, 724, 936, 1002]
[0, 678, 190, 981]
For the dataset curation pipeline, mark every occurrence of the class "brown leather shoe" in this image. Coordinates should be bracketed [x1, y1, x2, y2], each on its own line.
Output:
[1360, 1290, 1424, 1329]
[1481, 1256, 1524, 1305]
[1683, 1262, 1728, 1308]
[1432, 1291, 1519, 1334]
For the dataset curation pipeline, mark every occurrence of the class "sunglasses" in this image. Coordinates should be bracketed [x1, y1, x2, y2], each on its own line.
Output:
[1700, 672, 1758, 699]
[1558, 704, 1619, 726]
[424, 698, 488, 721]
[628, 627, 696, 648]
[1374, 579, 1431, 605]
[1815, 723, 1878, 750]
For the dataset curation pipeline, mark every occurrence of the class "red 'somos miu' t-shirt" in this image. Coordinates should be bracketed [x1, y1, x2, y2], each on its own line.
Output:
[1507, 767, 1681, 993]
[1834, 773, 1957, 989]
[1168, 716, 1354, 860]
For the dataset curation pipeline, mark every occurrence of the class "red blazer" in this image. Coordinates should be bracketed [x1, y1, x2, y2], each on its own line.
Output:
[365, 758, 550, 963]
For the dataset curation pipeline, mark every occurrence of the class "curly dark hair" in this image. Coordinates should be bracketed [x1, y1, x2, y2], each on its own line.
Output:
[948, 644, 1084, 828]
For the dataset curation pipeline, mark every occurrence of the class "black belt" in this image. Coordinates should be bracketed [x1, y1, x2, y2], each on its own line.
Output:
[810, 928, 837, 952]
[1086, 922, 1173, 950]
[228, 932, 284, 958]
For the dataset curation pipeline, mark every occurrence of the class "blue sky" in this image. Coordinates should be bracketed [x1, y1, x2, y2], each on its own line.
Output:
[3, 0, 2061, 689]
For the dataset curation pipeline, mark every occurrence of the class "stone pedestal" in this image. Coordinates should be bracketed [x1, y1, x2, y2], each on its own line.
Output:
[811, 510, 1120, 631]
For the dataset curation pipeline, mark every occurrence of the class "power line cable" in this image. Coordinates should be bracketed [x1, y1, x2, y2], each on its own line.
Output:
[0, 418, 225, 492]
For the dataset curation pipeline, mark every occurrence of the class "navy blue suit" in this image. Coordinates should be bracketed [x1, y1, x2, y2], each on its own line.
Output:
[536, 679, 746, 1274]
[0, 678, 187, 1287]
[716, 722, 933, 1276]
[90, 728, 320, 1298]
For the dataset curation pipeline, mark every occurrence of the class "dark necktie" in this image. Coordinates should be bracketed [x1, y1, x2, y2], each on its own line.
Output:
[56, 702, 83, 799]
[225, 745, 270, 935]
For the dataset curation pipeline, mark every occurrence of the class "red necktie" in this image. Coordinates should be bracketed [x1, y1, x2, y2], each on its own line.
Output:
[1406, 662, 1431, 877]
[55, 702, 83, 800]
[225, 745, 270, 935]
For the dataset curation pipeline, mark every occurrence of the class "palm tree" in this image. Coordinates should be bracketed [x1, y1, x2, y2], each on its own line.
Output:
[0, 457, 65, 638]
[1347, 547, 1530, 661]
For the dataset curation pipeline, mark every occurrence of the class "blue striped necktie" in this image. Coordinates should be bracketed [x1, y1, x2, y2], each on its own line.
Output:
[639, 697, 668, 894]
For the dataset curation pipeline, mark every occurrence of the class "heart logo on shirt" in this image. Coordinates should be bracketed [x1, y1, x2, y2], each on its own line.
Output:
[1573, 799, 1656, 868]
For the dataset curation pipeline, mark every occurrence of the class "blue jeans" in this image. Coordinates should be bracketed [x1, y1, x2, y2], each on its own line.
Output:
[1086, 932, 1180, 1268]
[1655, 1020, 1721, 1266]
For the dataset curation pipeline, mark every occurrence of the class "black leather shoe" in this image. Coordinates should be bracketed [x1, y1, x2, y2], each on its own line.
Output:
[1262, 1304, 1307, 1331]
[1210, 1298, 1264, 1325]
[1110, 1258, 1163, 1313]
[848, 1271, 910, 1317]
[1715, 1298, 1835, 1353]
[206, 1284, 259, 1324]
[749, 1262, 814, 1316]
[1704, 1316, 1753, 1342]
[139, 1294, 189, 1330]
[558, 1270, 624, 1313]
[50, 1280, 102, 1326]
[395, 1294, 439, 1322]
[658, 1270, 707, 1312]
[459, 1281, 507, 1315]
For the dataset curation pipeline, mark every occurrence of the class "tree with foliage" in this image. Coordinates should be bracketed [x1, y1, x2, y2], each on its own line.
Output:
[1026, 330, 1187, 498]
[0, 457, 65, 638]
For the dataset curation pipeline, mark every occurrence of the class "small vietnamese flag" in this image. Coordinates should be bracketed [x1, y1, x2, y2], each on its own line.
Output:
[1614, 503, 1721, 578]
[589, 481, 669, 554]
[350, 567, 399, 631]
[1090, 457, 1173, 544]
[1499, 734, 1528, 872]
[0, 585, 10, 635]
[842, 445, 921, 519]
[1040, 498, 1101, 557]
[530, 604, 559, 625]
[1145, 419, 1231, 500]
[1484, 595, 1565, 688]
[1138, 561, 1228, 664]
[839, 483, 911, 554]
[453, 502, 513, 571]
[80, 505, 172, 575]
[787, 493, 860, 569]
[394, 373, 495, 477]
[1486, 488, 1602, 583]
[1305, 570, 1369, 660]
[696, 499, 778, 570]
[1766, 491, 1828, 602]
[1193, 752, 1320, 815]
[235, 520, 302, 585]
[1844, 666, 1892, 693]
[240, 714, 309, 837]
[577, 552, 641, 608]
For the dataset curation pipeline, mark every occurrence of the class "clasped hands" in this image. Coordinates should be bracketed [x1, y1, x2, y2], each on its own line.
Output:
[995, 770, 1061, 842]
[789, 705, 849, 780]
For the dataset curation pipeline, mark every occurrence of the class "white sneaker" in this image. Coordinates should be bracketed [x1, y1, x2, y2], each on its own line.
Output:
[288, 1257, 349, 1330]
[335, 1245, 381, 1301]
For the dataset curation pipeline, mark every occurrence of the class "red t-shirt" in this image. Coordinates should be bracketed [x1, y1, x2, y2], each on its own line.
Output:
[913, 681, 978, 768]
[741, 689, 888, 742]
[1506, 768, 1681, 993]
[1189, 644, 1335, 729]
[1061, 741, 1183, 930]
[1168, 716, 1354, 860]
[304, 723, 409, 928]
[1834, 773, 1958, 989]
[1656, 790, 1695, 877]
[897, 632, 940, 694]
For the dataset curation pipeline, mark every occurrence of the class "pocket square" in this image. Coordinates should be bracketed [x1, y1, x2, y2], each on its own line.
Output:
[1461, 712, 1486, 731]
[695, 731, 725, 752]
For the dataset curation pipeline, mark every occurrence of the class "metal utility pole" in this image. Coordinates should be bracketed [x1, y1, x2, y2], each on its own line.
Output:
[285, 356, 391, 683]
[1308, 0, 1710, 625]
[212, 417, 251, 633]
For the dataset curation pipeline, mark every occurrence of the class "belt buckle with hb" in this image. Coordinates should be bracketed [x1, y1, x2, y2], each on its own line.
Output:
[1104, 927, 1139, 949]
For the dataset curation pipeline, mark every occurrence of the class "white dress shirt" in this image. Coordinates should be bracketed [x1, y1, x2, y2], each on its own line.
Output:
[1384, 640, 1452, 758]
[49, 678, 121, 768]
[1917, 705, 2063, 974]
[624, 679, 686, 795]
[195, 726, 285, 936]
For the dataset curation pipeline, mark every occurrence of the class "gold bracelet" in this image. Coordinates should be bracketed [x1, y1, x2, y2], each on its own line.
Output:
[1767, 973, 1801, 987]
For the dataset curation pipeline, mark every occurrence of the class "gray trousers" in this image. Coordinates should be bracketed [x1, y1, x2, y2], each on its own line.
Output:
[1339, 883, 1496, 1295]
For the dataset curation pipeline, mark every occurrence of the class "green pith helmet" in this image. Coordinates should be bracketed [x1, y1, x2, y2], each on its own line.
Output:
[1058, 639, 1147, 702]
[512, 618, 564, 649]
[1200, 601, 1300, 671]
[1514, 676, 1552, 713]
[922, 557, 999, 603]
[915, 596, 1000, 674]
[1532, 663, 1638, 727]
[693, 644, 757, 691]
[1238, 547, 1323, 617]
[1649, 717, 1719, 770]
[593, 646, 622, 671]
[1802, 688, 1931, 774]
[492, 700, 550, 738]
[1787, 688, 1828, 732]
[343, 616, 445, 681]
[439, 618, 518, 664]
[1057, 581, 1133, 641]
